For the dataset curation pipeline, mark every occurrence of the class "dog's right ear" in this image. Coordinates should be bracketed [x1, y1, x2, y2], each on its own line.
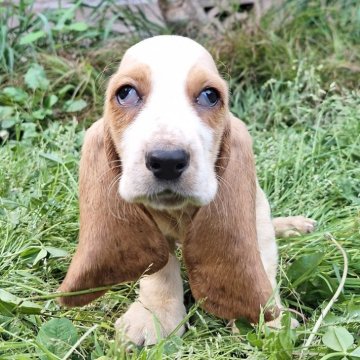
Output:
[58, 119, 169, 306]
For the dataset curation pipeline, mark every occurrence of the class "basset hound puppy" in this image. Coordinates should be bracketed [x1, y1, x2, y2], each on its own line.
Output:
[58, 35, 316, 345]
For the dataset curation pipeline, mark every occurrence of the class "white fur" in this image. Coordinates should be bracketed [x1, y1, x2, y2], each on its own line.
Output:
[113, 36, 315, 344]
[117, 36, 219, 210]
[115, 254, 186, 345]
[256, 184, 279, 291]
[117, 184, 313, 344]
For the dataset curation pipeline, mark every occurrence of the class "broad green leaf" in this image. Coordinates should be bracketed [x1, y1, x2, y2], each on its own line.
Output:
[235, 317, 253, 334]
[0, 289, 41, 316]
[287, 252, 324, 287]
[21, 122, 38, 139]
[19, 30, 46, 45]
[45, 246, 68, 258]
[296, 273, 345, 305]
[347, 305, 360, 320]
[0, 289, 17, 316]
[36, 318, 78, 359]
[20, 247, 42, 258]
[39, 152, 63, 164]
[1, 118, 16, 129]
[2, 87, 28, 103]
[44, 94, 58, 108]
[0, 106, 14, 120]
[324, 313, 343, 325]
[33, 248, 48, 266]
[24, 64, 49, 91]
[322, 326, 354, 352]
[32, 109, 48, 120]
[16, 300, 42, 315]
[351, 347, 360, 358]
[247, 332, 263, 348]
[64, 99, 87, 112]
[66, 22, 88, 32]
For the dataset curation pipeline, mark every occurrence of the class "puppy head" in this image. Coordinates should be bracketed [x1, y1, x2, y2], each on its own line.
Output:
[104, 35, 229, 210]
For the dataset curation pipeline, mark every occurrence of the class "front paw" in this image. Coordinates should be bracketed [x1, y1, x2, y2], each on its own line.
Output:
[275, 216, 316, 238]
[115, 301, 186, 346]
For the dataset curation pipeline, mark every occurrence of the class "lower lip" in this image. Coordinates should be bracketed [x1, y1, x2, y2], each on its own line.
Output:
[149, 193, 188, 207]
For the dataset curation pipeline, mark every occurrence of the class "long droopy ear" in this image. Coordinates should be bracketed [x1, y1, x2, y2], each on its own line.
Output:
[58, 119, 169, 306]
[183, 116, 279, 322]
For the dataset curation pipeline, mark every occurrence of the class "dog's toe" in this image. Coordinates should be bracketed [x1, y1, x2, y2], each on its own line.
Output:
[283, 229, 302, 238]
[274, 216, 316, 237]
[292, 216, 316, 234]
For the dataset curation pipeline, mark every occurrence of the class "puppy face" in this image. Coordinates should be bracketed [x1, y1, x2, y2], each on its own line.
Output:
[105, 36, 229, 210]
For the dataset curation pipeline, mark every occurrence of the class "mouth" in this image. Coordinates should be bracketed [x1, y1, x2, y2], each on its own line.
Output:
[145, 189, 189, 209]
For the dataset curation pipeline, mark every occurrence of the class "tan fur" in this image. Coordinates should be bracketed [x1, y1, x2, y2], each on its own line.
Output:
[104, 63, 152, 157]
[58, 119, 169, 306]
[58, 37, 315, 334]
[273, 216, 316, 238]
[186, 64, 228, 129]
[184, 116, 279, 321]
[58, 114, 278, 321]
[115, 254, 186, 345]
[148, 206, 196, 241]
[185, 64, 230, 173]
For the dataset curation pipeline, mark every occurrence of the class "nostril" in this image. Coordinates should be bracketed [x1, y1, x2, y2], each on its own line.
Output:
[175, 162, 186, 171]
[145, 149, 189, 180]
[150, 162, 161, 170]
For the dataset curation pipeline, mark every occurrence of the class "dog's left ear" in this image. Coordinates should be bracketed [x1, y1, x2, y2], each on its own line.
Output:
[183, 115, 279, 322]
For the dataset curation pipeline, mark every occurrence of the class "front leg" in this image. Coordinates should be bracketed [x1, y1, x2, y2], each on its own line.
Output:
[255, 185, 299, 328]
[116, 254, 186, 345]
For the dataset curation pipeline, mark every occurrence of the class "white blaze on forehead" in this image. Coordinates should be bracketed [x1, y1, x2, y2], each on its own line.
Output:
[120, 35, 218, 77]
[117, 36, 220, 207]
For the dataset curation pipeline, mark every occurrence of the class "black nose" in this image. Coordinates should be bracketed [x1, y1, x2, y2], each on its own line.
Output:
[146, 149, 190, 180]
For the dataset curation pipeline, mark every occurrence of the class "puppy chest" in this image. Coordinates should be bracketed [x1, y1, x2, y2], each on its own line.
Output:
[148, 206, 196, 243]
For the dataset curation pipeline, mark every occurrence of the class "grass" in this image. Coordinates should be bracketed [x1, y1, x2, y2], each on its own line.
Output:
[0, 0, 359, 359]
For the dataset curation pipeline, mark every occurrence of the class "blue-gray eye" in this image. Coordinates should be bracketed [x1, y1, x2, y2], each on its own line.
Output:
[196, 88, 219, 107]
[116, 85, 140, 106]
